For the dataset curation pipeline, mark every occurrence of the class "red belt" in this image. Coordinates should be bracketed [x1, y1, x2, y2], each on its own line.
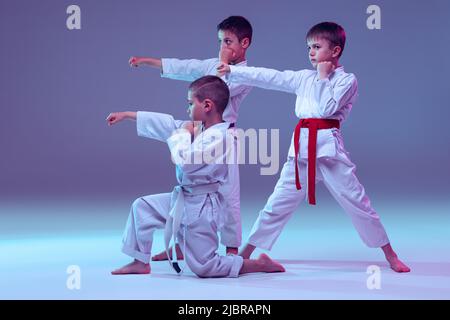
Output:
[294, 118, 340, 205]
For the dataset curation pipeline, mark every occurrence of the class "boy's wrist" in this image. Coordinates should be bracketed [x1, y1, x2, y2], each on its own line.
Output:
[124, 111, 137, 120]
[317, 73, 331, 81]
[142, 57, 162, 68]
[318, 72, 330, 80]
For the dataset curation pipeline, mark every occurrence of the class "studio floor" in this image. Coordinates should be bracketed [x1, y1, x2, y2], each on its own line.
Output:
[1, 197, 449, 300]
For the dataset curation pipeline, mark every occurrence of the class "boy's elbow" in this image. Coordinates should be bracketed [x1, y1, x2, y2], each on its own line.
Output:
[317, 102, 337, 118]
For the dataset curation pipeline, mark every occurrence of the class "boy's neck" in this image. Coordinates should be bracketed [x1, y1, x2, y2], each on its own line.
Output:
[203, 115, 224, 130]
[231, 54, 246, 65]
[333, 59, 341, 68]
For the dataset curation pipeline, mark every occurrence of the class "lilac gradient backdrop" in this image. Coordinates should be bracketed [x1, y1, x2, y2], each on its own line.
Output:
[1, 0, 450, 203]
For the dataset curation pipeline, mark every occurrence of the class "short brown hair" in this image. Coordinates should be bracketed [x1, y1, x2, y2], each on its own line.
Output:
[189, 76, 230, 114]
[217, 16, 253, 45]
[306, 22, 346, 58]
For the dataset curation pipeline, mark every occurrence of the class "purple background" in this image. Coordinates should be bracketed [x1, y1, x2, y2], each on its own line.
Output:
[1, 0, 450, 203]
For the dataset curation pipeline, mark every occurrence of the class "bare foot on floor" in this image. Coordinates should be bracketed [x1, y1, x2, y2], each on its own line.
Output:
[257, 253, 286, 273]
[381, 243, 411, 273]
[152, 245, 184, 261]
[387, 256, 411, 273]
[239, 244, 256, 259]
[111, 260, 150, 275]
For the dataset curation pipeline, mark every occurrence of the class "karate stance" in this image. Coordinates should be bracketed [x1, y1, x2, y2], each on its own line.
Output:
[128, 16, 253, 260]
[108, 76, 284, 277]
[218, 22, 410, 273]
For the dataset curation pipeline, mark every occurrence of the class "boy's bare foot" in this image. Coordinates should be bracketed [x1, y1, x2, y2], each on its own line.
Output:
[111, 259, 150, 275]
[381, 243, 411, 273]
[152, 244, 184, 261]
[257, 253, 286, 273]
[240, 253, 285, 275]
[386, 256, 411, 273]
[239, 244, 256, 259]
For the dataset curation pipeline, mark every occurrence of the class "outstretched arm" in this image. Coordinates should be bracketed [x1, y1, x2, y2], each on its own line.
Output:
[129, 56, 162, 69]
[107, 111, 185, 142]
[217, 63, 304, 94]
[160, 58, 216, 82]
[129, 56, 214, 82]
[106, 111, 136, 125]
[136, 111, 184, 142]
[160, 47, 233, 82]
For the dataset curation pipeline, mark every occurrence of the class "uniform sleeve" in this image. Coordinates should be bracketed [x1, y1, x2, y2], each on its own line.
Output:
[161, 58, 216, 82]
[230, 85, 252, 109]
[228, 65, 305, 94]
[166, 129, 230, 176]
[136, 111, 182, 142]
[313, 73, 358, 118]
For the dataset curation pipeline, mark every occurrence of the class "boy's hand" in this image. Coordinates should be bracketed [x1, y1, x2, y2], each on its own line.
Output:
[181, 121, 201, 139]
[106, 112, 127, 126]
[216, 63, 231, 77]
[219, 47, 236, 64]
[317, 61, 336, 80]
[128, 56, 162, 69]
[129, 56, 142, 67]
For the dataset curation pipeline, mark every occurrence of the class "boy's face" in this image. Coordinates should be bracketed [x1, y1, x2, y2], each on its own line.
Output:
[218, 29, 249, 64]
[307, 37, 341, 68]
[187, 90, 206, 122]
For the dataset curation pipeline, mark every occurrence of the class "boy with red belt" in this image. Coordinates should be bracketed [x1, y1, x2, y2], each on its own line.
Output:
[218, 22, 410, 273]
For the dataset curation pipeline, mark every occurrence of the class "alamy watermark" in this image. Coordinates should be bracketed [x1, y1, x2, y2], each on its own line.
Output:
[66, 265, 81, 290]
[366, 265, 381, 290]
[66, 5, 81, 30]
[169, 127, 280, 176]
[367, 5, 381, 30]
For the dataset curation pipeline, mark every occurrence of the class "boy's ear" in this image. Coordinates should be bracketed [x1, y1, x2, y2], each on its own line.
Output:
[241, 37, 250, 49]
[332, 45, 342, 58]
[203, 99, 213, 113]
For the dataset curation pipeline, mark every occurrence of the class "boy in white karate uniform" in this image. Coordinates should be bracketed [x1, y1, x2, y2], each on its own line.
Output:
[217, 22, 410, 273]
[129, 16, 253, 260]
[108, 76, 284, 277]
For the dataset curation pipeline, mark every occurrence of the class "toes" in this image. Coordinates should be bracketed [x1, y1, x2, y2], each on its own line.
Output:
[391, 264, 411, 273]
[399, 263, 411, 273]
[111, 269, 126, 275]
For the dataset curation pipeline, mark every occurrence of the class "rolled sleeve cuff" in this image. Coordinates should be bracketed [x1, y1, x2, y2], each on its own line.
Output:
[121, 244, 151, 264]
[136, 111, 152, 138]
[160, 58, 171, 78]
[229, 255, 244, 278]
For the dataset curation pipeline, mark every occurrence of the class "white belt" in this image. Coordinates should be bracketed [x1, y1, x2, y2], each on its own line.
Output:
[164, 182, 221, 274]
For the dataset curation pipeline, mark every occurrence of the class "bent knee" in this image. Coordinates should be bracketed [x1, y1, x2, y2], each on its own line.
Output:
[189, 261, 217, 278]
[131, 198, 144, 211]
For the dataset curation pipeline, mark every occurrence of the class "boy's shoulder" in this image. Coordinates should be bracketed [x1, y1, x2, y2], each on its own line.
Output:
[205, 57, 220, 64]
[336, 66, 357, 80]
[300, 66, 357, 80]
